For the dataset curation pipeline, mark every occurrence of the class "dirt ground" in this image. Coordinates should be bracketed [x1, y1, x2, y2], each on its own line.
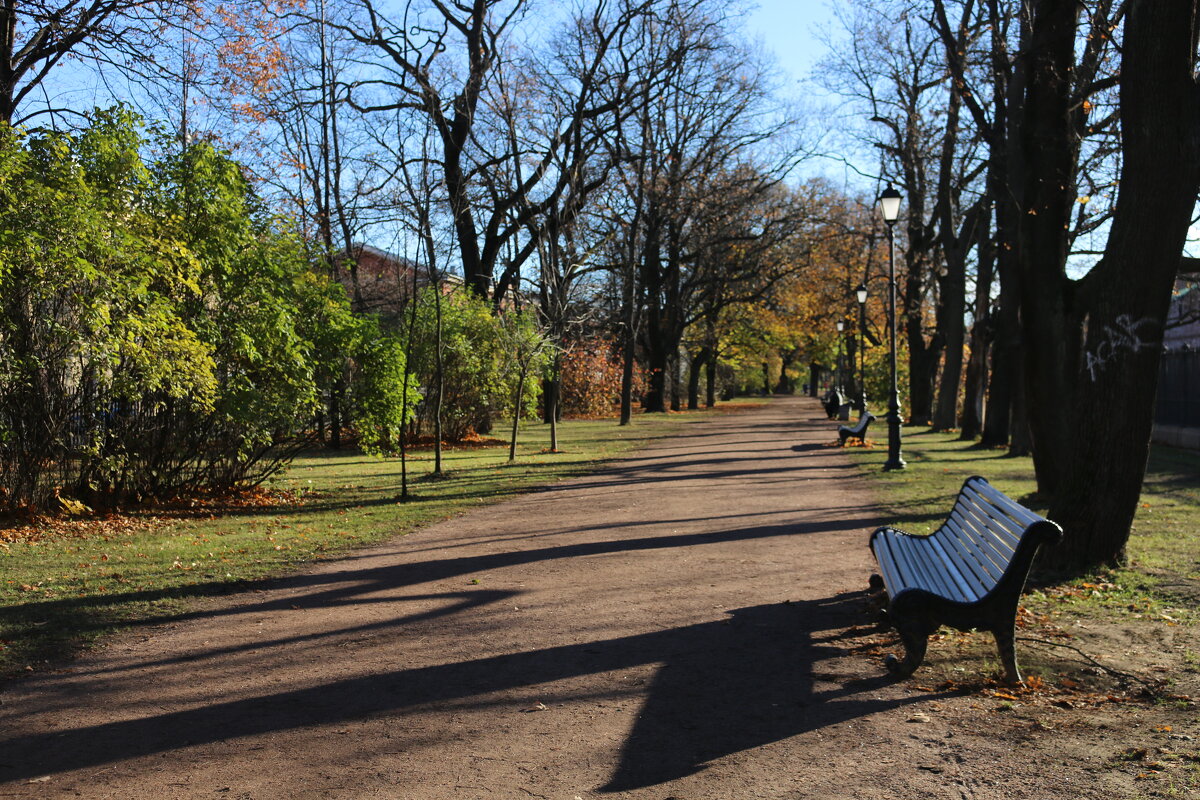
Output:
[0, 396, 1197, 799]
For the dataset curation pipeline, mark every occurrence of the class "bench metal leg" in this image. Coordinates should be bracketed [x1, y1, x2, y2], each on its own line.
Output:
[993, 625, 1022, 685]
[885, 619, 929, 677]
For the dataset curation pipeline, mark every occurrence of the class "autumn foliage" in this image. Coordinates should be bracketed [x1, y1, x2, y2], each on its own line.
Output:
[559, 338, 630, 418]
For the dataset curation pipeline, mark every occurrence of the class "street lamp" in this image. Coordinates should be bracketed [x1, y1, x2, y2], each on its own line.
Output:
[879, 183, 906, 471]
[835, 318, 845, 393]
[855, 283, 868, 413]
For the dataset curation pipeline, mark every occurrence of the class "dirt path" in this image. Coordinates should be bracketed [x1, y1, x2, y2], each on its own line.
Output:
[0, 398, 1149, 798]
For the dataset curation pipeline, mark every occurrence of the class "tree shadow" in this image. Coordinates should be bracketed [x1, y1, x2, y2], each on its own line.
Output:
[0, 593, 944, 789]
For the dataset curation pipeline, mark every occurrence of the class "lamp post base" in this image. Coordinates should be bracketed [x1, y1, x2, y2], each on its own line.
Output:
[884, 407, 905, 471]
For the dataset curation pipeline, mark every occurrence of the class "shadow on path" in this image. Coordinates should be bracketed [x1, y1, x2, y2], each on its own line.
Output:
[599, 591, 933, 791]
[0, 591, 939, 789]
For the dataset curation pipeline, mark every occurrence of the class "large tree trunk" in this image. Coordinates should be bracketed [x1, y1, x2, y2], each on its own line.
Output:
[643, 339, 669, 413]
[1046, 0, 1200, 571]
[670, 354, 683, 411]
[907, 332, 942, 427]
[903, 247, 941, 425]
[980, 0, 1030, 451]
[1016, 0, 1083, 495]
[931, 268, 966, 431]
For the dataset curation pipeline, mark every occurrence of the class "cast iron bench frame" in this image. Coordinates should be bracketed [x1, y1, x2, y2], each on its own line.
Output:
[838, 412, 875, 446]
[822, 389, 843, 419]
[868, 476, 1062, 684]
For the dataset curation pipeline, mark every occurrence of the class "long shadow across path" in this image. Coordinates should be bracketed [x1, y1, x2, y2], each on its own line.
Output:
[0, 396, 947, 799]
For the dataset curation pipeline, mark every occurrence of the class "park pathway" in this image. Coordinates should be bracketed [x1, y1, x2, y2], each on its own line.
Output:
[0, 397, 1106, 799]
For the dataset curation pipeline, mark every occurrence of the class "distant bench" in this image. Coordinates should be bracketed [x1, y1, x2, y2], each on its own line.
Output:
[867, 476, 1062, 684]
[838, 412, 875, 446]
[822, 389, 843, 419]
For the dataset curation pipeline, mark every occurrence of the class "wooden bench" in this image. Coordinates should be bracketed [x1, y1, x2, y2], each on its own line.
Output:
[868, 476, 1062, 684]
[822, 389, 843, 419]
[838, 412, 875, 446]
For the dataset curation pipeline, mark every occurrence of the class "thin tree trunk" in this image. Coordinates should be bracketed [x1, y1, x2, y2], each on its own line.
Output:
[705, 350, 717, 407]
[960, 210, 995, 441]
[620, 315, 636, 425]
[687, 348, 707, 410]
[509, 364, 529, 462]
[548, 355, 560, 452]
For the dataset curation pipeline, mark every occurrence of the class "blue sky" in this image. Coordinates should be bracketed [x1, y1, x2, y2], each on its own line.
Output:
[745, 0, 837, 86]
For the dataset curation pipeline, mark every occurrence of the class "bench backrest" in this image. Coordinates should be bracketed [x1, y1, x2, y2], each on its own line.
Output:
[931, 476, 1061, 599]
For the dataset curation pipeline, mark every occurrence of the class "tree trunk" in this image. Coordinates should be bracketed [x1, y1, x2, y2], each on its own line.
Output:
[1046, 0, 1200, 571]
[619, 280, 636, 425]
[931, 278, 966, 431]
[1016, 0, 1082, 495]
[907, 332, 941, 427]
[705, 350, 717, 407]
[328, 380, 343, 449]
[643, 345, 669, 413]
[981, 291, 1019, 447]
[509, 365, 528, 462]
[1008, 366, 1032, 457]
[670, 354, 683, 411]
[688, 347, 709, 410]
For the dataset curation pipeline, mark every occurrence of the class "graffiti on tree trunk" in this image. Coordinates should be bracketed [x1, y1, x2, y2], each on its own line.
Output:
[1084, 314, 1157, 382]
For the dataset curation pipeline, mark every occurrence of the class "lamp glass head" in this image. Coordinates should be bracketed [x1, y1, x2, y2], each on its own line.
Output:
[836, 319, 845, 332]
[879, 183, 902, 223]
[855, 283, 868, 304]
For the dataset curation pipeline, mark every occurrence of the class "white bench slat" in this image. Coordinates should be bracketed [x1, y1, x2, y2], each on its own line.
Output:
[956, 488, 1024, 542]
[966, 478, 1043, 527]
[939, 517, 1006, 592]
[875, 528, 980, 603]
[960, 484, 1032, 544]
[898, 531, 979, 600]
[944, 510, 1009, 587]
[890, 533, 957, 597]
[923, 533, 986, 601]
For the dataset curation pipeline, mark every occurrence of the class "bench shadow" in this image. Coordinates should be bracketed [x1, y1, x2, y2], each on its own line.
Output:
[598, 591, 931, 792]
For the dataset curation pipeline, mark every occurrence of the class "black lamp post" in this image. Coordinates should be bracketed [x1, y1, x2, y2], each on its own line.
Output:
[835, 318, 845, 392]
[879, 183, 906, 471]
[855, 283, 867, 413]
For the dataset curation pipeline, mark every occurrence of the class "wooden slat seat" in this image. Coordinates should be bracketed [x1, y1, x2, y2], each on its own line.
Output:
[868, 476, 1062, 684]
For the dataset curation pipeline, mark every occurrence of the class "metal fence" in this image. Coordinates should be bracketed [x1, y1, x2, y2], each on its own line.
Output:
[1156, 347, 1200, 428]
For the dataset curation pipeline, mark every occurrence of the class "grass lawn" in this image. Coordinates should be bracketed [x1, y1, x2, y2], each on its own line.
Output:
[0, 404, 762, 679]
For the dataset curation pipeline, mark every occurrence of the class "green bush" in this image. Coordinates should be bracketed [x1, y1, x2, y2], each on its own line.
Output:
[407, 288, 549, 441]
[0, 108, 409, 512]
